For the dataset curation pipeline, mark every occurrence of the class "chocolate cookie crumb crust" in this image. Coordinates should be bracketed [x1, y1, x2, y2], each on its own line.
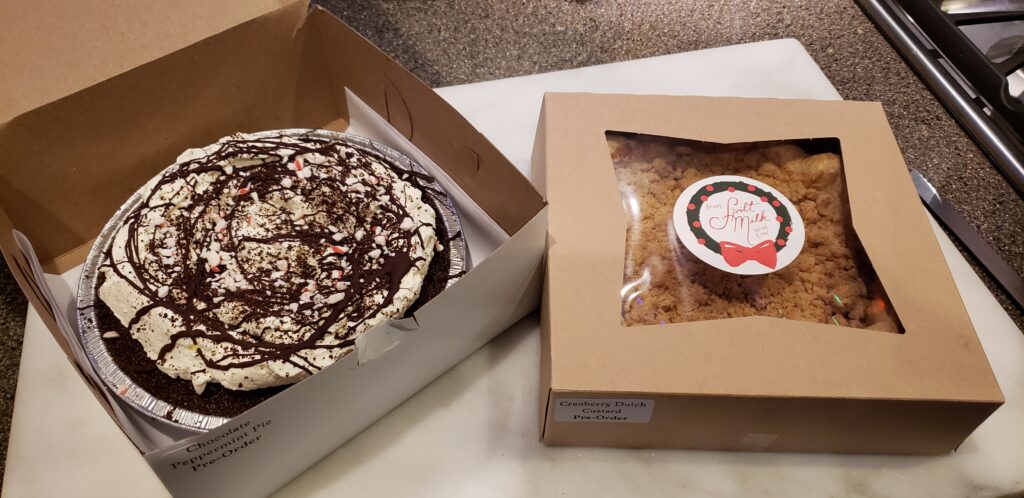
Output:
[95, 295, 285, 418]
[609, 132, 902, 332]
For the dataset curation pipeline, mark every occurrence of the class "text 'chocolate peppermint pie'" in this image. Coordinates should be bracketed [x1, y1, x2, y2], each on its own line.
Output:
[77, 130, 468, 429]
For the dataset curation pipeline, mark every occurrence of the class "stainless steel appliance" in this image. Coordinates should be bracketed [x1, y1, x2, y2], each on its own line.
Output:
[857, 0, 1024, 195]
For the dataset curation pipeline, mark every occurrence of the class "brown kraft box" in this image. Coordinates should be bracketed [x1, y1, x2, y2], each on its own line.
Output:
[533, 92, 1002, 455]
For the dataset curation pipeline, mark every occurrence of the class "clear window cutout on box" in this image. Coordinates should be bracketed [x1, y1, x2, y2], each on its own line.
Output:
[608, 131, 902, 333]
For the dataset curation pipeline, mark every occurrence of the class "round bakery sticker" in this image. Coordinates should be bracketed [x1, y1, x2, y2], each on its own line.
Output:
[673, 175, 804, 275]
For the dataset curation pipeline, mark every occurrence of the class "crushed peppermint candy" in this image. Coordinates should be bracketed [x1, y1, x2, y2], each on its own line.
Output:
[102, 331, 120, 339]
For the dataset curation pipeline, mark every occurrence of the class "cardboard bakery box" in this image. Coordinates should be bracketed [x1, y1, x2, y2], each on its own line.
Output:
[0, 1, 546, 497]
[534, 93, 1003, 454]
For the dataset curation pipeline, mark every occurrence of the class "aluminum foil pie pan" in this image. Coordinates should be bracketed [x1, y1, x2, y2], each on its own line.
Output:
[76, 129, 470, 431]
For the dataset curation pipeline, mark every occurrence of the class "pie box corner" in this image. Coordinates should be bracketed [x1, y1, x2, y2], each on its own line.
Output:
[0, 1, 547, 497]
[533, 92, 1003, 455]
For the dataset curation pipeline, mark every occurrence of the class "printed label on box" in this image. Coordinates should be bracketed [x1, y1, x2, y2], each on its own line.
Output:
[673, 175, 805, 275]
[553, 398, 654, 423]
[145, 406, 282, 496]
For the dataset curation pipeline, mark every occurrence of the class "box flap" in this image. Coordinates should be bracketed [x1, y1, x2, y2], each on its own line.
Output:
[310, 8, 545, 235]
[0, 0, 301, 122]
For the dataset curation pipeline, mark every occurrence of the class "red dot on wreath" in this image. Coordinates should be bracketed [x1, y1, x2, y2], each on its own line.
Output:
[697, 238, 705, 245]
[747, 185, 756, 191]
[727, 186, 735, 192]
[772, 200, 781, 207]
[777, 239, 786, 246]
[706, 185, 714, 191]
[687, 203, 695, 210]
[760, 196, 768, 202]
[700, 195, 708, 202]
[785, 226, 793, 233]
[692, 221, 701, 228]
[776, 215, 783, 222]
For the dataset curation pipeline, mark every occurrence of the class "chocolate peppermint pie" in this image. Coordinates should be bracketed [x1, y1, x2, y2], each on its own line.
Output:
[93, 131, 458, 418]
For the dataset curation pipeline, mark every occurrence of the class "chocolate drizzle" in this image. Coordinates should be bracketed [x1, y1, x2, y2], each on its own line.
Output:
[100, 131, 446, 388]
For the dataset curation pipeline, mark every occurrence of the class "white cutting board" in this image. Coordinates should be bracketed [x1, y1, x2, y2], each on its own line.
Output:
[4, 39, 1023, 498]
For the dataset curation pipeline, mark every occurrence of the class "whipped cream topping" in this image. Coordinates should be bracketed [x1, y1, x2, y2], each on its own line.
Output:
[98, 132, 437, 393]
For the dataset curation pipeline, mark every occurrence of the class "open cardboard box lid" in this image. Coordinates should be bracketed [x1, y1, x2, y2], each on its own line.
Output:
[1, 0, 540, 274]
[0, 0, 298, 122]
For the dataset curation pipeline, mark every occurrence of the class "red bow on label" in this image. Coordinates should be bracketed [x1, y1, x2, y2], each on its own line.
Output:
[720, 240, 777, 269]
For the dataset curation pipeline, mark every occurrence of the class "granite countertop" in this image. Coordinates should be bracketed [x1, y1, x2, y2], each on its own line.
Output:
[1, 0, 1022, 486]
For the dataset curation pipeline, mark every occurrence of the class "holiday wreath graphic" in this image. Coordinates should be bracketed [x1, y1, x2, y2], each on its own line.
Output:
[683, 179, 794, 270]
